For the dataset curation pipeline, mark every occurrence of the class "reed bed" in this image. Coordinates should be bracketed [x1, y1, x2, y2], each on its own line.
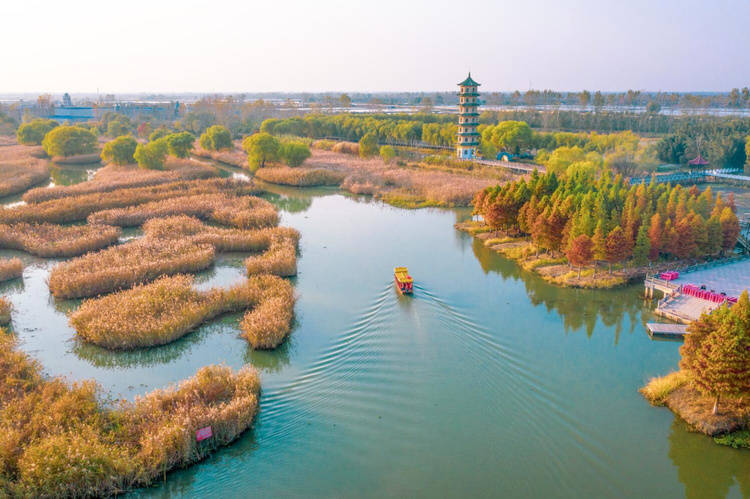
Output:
[71, 274, 269, 349]
[0, 153, 50, 198]
[0, 330, 260, 496]
[0, 258, 23, 282]
[22, 160, 216, 203]
[143, 215, 299, 252]
[193, 143, 248, 168]
[89, 193, 279, 229]
[0, 178, 252, 225]
[244, 235, 298, 277]
[0, 223, 120, 257]
[240, 275, 295, 349]
[48, 239, 215, 299]
[0, 297, 11, 325]
[254, 166, 345, 186]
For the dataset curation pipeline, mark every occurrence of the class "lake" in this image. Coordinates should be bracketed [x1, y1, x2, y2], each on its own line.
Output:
[1, 174, 747, 498]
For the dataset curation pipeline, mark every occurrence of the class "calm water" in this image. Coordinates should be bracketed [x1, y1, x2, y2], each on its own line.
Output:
[0, 178, 748, 498]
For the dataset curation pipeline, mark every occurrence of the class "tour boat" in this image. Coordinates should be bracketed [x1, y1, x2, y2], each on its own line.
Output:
[394, 266, 413, 294]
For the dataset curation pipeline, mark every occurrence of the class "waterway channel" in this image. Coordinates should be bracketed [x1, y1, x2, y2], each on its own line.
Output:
[0, 165, 747, 498]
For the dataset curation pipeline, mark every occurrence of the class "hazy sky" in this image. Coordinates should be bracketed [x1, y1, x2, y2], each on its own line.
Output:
[3, 0, 749, 93]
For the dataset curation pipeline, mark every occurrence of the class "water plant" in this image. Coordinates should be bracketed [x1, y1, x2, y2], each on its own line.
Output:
[88, 193, 278, 229]
[0, 258, 23, 282]
[244, 235, 298, 277]
[48, 239, 216, 299]
[0, 297, 11, 325]
[0, 223, 121, 257]
[240, 276, 295, 349]
[0, 330, 260, 496]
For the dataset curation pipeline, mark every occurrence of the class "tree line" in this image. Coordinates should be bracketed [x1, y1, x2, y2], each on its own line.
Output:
[474, 170, 741, 272]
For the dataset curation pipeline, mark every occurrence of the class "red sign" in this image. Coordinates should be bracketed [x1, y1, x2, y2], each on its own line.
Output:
[196, 426, 213, 442]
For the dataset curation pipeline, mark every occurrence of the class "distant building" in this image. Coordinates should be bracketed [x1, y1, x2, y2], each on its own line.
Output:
[51, 105, 95, 123]
[62, 93, 72, 106]
[456, 73, 480, 159]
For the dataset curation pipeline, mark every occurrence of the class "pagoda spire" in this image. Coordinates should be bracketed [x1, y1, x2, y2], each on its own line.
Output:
[456, 73, 481, 159]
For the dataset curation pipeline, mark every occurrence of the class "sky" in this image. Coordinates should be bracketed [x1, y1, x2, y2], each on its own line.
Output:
[2, 0, 749, 93]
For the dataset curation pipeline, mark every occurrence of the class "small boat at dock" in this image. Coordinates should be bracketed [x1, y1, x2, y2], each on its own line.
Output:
[394, 266, 413, 294]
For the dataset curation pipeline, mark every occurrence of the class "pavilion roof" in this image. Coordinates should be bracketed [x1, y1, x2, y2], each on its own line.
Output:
[458, 73, 480, 87]
[688, 154, 709, 166]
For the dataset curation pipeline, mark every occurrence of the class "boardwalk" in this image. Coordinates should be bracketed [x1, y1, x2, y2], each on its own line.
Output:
[630, 168, 746, 185]
[646, 323, 689, 338]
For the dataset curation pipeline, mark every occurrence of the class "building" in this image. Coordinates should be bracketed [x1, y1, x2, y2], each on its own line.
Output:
[456, 73, 480, 159]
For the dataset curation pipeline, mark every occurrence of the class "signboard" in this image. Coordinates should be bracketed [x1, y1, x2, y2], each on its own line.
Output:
[196, 426, 213, 442]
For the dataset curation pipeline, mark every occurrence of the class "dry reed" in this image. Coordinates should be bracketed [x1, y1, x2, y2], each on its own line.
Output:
[71, 274, 270, 349]
[48, 239, 215, 299]
[240, 275, 295, 349]
[0, 297, 10, 325]
[88, 193, 279, 229]
[0, 330, 260, 496]
[331, 141, 360, 155]
[193, 143, 248, 168]
[143, 215, 299, 252]
[23, 159, 216, 203]
[0, 223, 120, 257]
[254, 166, 345, 186]
[0, 145, 50, 198]
[244, 235, 298, 277]
[0, 178, 252, 225]
[0, 258, 23, 282]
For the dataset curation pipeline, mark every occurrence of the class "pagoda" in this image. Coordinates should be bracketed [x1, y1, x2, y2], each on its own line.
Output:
[456, 73, 480, 159]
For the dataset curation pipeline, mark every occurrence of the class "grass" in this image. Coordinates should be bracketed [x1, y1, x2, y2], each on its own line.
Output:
[254, 166, 345, 186]
[88, 193, 278, 229]
[640, 371, 690, 406]
[0, 330, 260, 496]
[0, 223, 121, 257]
[22, 159, 216, 203]
[0, 145, 50, 198]
[143, 215, 299, 252]
[0, 258, 23, 282]
[48, 239, 216, 299]
[0, 178, 254, 225]
[714, 430, 750, 449]
[240, 274, 295, 349]
[71, 274, 289, 350]
[245, 235, 298, 277]
[0, 297, 10, 325]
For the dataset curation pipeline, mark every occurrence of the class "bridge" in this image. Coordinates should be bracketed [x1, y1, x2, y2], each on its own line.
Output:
[629, 168, 747, 186]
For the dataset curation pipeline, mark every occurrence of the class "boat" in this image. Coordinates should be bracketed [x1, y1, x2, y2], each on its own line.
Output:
[394, 266, 413, 294]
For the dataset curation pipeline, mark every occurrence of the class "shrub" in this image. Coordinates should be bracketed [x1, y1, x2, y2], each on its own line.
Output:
[358, 132, 378, 158]
[134, 138, 169, 170]
[148, 127, 170, 141]
[41, 126, 97, 158]
[639, 371, 689, 406]
[0, 223, 121, 257]
[101, 135, 137, 165]
[16, 119, 58, 145]
[242, 133, 280, 171]
[0, 258, 22, 282]
[0, 297, 10, 325]
[0, 331, 260, 496]
[312, 139, 335, 150]
[106, 118, 131, 137]
[240, 275, 295, 349]
[332, 141, 359, 155]
[48, 239, 216, 299]
[254, 166, 345, 186]
[166, 131, 195, 158]
[199, 125, 232, 151]
[380, 145, 396, 163]
[279, 142, 311, 167]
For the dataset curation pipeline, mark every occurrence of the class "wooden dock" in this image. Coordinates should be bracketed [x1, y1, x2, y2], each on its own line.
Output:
[646, 323, 689, 339]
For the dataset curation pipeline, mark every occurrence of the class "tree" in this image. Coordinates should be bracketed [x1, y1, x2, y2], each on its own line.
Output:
[632, 223, 650, 266]
[566, 234, 593, 278]
[646, 100, 661, 114]
[136, 122, 153, 139]
[242, 132, 280, 170]
[41, 126, 97, 157]
[107, 118, 130, 137]
[339, 94, 352, 108]
[719, 207, 740, 254]
[681, 291, 750, 414]
[359, 132, 378, 158]
[579, 90, 591, 108]
[133, 138, 168, 170]
[149, 127, 170, 142]
[604, 226, 629, 272]
[745, 136, 750, 174]
[199, 125, 232, 151]
[166, 131, 195, 158]
[101, 136, 137, 165]
[379, 145, 396, 163]
[279, 142, 311, 167]
[16, 118, 58, 145]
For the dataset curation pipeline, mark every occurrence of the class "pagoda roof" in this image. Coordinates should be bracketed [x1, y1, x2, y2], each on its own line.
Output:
[458, 73, 480, 87]
[688, 154, 709, 166]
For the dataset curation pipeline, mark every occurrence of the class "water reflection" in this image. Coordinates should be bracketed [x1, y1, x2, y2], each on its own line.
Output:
[50, 164, 98, 186]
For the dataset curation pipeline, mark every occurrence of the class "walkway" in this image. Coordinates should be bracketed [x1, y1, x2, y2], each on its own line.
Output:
[670, 258, 750, 298]
[630, 168, 746, 185]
